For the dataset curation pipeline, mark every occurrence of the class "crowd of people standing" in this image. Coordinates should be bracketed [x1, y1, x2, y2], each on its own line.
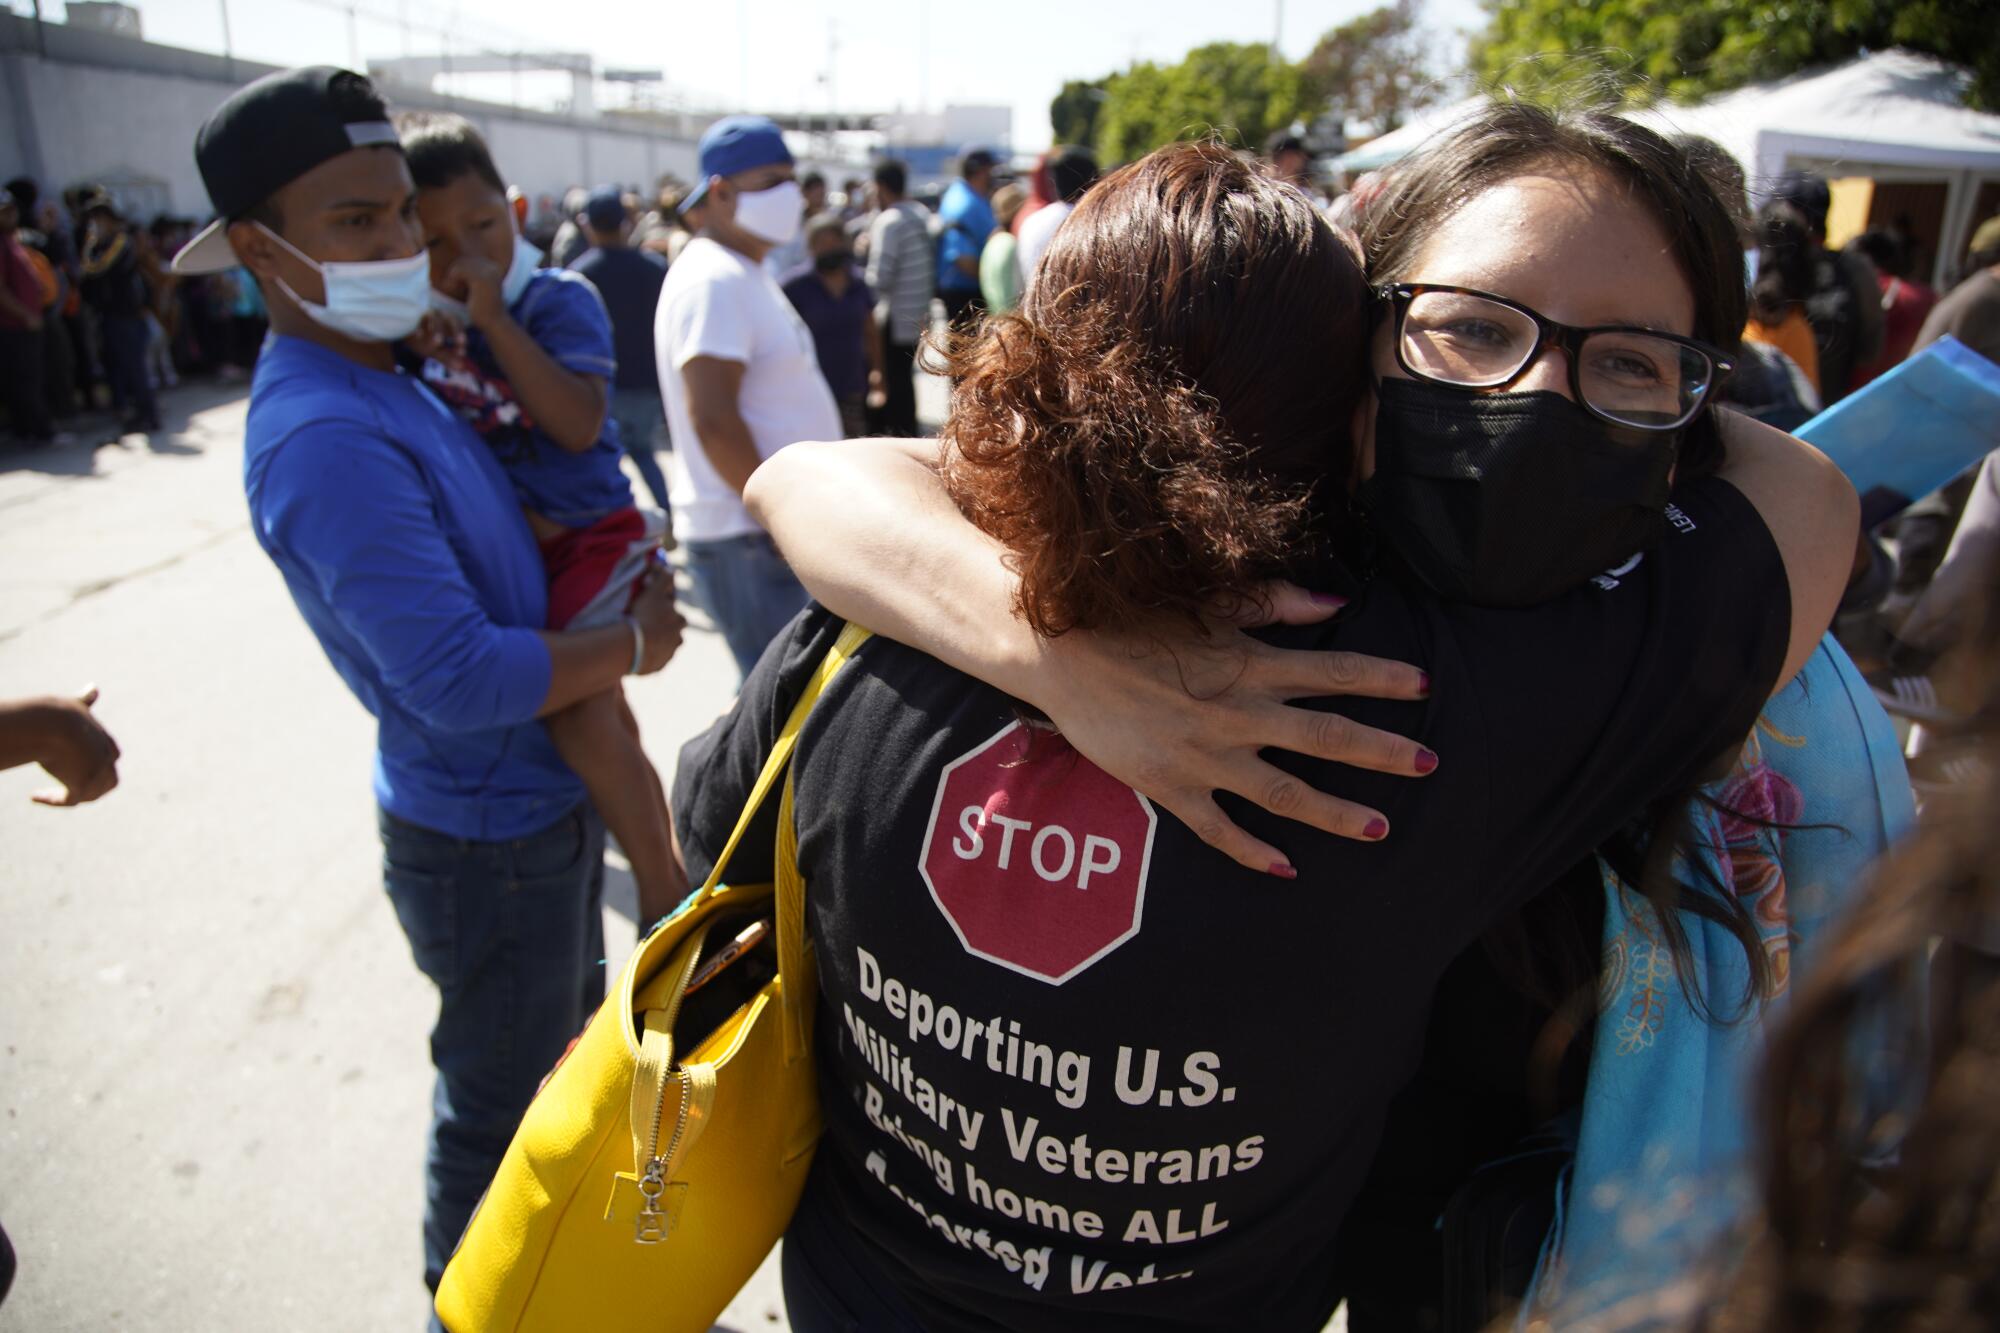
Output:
[9, 51, 2000, 1333]
[0, 176, 274, 448]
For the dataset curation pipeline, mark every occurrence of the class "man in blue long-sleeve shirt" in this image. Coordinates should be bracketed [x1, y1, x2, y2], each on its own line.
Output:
[172, 67, 685, 1299]
[936, 148, 997, 332]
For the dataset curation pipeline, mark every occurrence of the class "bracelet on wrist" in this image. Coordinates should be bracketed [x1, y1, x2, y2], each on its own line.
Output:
[624, 613, 646, 676]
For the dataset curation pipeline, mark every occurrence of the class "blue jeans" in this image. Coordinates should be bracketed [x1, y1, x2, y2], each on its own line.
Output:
[683, 530, 810, 678]
[608, 386, 671, 514]
[378, 803, 607, 1297]
[100, 312, 158, 426]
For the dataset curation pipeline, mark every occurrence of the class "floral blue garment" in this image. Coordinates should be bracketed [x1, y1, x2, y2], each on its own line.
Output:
[1522, 633, 1917, 1328]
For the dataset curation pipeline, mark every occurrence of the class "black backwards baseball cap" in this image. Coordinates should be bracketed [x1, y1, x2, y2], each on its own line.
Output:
[172, 65, 401, 274]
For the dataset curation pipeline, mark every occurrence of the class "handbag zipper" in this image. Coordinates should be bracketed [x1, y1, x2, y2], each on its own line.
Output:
[633, 926, 708, 1244]
[635, 1073, 688, 1243]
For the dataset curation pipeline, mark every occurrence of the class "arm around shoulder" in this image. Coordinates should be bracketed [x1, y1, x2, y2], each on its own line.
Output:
[1713, 408, 1859, 690]
[744, 437, 1041, 688]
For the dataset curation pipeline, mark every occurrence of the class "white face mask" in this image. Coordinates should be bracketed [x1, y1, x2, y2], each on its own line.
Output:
[500, 231, 541, 306]
[257, 222, 431, 343]
[429, 231, 542, 323]
[428, 288, 471, 323]
[733, 180, 804, 247]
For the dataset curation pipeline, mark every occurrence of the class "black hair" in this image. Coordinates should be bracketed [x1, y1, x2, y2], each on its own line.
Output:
[4, 176, 37, 214]
[1850, 227, 1907, 278]
[801, 171, 826, 191]
[873, 159, 908, 197]
[1751, 201, 1816, 323]
[1049, 146, 1098, 204]
[1772, 170, 1831, 240]
[1266, 130, 1307, 157]
[396, 111, 507, 196]
[1674, 134, 1751, 247]
[961, 150, 996, 178]
[240, 196, 284, 233]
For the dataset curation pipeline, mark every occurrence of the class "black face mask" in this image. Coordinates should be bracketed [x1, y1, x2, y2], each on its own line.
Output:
[814, 250, 851, 273]
[1355, 377, 1680, 608]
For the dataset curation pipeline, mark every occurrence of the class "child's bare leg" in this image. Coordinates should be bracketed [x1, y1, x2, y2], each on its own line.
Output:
[612, 689, 675, 848]
[544, 686, 685, 927]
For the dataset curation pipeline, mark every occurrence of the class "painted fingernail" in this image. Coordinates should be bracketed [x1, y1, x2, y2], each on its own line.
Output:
[1414, 747, 1439, 774]
[1363, 818, 1389, 840]
[1417, 671, 1432, 696]
[1268, 861, 1298, 880]
[1310, 592, 1349, 607]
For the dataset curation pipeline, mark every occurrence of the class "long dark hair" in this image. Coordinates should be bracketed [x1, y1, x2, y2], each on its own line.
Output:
[940, 140, 1372, 637]
[1356, 98, 1777, 1021]
[1699, 585, 2000, 1331]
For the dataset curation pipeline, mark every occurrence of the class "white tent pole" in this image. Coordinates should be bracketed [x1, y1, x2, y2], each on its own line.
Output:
[1937, 168, 1977, 288]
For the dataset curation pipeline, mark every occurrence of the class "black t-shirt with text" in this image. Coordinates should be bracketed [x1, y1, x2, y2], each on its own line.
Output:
[671, 475, 1790, 1333]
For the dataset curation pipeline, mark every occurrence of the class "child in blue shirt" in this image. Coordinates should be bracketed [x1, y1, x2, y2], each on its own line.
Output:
[399, 112, 681, 925]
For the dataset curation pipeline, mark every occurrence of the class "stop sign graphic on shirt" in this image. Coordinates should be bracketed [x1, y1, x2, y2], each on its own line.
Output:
[918, 720, 1157, 984]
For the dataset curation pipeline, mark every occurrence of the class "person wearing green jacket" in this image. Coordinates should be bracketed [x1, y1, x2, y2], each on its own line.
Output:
[978, 183, 1027, 314]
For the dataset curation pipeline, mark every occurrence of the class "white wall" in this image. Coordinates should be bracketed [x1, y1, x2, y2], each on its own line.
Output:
[0, 13, 702, 219]
[9, 53, 221, 214]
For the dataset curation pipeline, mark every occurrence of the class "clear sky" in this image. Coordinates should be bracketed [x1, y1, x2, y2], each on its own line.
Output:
[78, 0, 1488, 150]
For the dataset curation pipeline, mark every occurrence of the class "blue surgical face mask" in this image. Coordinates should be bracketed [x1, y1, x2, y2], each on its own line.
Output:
[257, 222, 431, 343]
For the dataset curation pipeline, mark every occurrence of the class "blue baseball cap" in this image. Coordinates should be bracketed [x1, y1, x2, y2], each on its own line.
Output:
[583, 185, 626, 231]
[682, 115, 792, 211]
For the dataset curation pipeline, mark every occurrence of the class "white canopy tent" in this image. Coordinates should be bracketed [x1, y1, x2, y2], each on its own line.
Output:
[1330, 96, 1485, 175]
[1332, 51, 2000, 287]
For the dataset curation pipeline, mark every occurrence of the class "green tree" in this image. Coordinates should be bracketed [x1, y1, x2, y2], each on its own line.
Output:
[1298, 0, 1445, 134]
[1094, 43, 1303, 165]
[1475, 0, 2000, 110]
[1050, 78, 1110, 149]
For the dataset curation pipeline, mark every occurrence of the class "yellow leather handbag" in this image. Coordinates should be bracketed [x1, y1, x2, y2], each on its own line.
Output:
[435, 623, 870, 1332]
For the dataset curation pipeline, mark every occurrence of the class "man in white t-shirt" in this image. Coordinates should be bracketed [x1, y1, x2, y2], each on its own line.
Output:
[655, 116, 841, 677]
[1015, 144, 1098, 297]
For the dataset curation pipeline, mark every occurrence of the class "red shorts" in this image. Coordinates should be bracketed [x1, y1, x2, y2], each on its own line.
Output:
[540, 507, 654, 630]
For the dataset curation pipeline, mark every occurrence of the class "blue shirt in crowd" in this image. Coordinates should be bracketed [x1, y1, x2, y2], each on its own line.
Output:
[936, 179, 994, 294]
[244, 335, 583, 841]
[417, 268, 633, 528]
[781, 263, 876, 400]
[567, 245, 667, 395]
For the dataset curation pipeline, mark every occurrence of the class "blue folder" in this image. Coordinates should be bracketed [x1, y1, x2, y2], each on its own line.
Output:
[1792, 335, 2000, 528]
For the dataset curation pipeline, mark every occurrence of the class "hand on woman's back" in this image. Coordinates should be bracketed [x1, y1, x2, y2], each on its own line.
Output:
[1032, 581, 1434, 874]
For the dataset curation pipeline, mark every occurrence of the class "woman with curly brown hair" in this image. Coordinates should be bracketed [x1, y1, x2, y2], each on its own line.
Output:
[672, 133, 1855, 1330]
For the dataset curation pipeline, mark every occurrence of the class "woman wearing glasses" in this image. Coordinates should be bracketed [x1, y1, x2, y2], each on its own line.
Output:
[674, 111, 1857, 1331]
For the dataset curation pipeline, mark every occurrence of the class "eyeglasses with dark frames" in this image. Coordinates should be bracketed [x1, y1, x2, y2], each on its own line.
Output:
[1376, 282, 1734, 432]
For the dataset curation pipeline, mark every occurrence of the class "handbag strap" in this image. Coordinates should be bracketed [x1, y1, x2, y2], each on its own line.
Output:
[691, 620, 873, 901]
[623, 622, 870, 1191]
[776, 767, 812, 1061]
[613, 623, 870, 1055]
